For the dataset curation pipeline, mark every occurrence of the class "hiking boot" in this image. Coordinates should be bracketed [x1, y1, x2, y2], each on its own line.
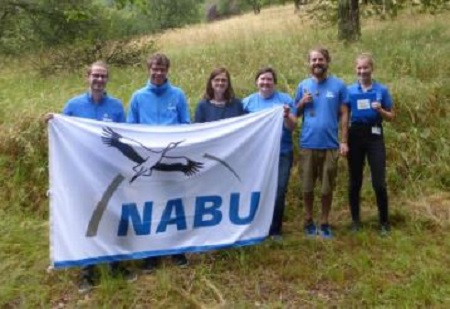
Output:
[304, 222, 318, 237]
[319, 224, 333, 239]
[172, 254, 188, 268]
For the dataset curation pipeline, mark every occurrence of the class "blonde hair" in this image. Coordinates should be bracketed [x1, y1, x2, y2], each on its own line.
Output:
[87, 60, 108, 76]
[356, 53, 374, 69]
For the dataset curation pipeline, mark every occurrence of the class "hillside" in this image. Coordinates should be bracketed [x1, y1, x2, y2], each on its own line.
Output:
[0, 4, 449, 307]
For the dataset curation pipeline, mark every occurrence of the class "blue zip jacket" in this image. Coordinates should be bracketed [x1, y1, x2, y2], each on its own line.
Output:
[127, 80, 190, 125]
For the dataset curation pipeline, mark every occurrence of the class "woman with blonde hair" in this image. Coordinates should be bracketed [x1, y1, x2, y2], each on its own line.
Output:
[347, 53, 395, 235]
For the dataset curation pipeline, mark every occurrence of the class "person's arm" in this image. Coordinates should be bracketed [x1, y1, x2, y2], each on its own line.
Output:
[194, 100, 205, 123]
[283, 95, 297, 131]
[43, 113, 54, 123]
[242, 96, 251, 114]
[339, 104, 349, 156]
[372, 103, 394, 121]
[372, 87, 395, 122]
[177, 91, 191, 124]
[295, 85, 313, 117]
[231, 98, 246, 117]
[118, 107, 126, 123]
[126, 95, 139, 123]
[115, 100, 126, 123]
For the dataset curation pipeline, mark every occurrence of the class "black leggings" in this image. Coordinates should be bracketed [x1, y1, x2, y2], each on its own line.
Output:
[347, 124, 389, 225]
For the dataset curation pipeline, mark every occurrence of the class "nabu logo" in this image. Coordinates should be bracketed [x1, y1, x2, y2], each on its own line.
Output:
[101, 127, 203, 183]
[86, 127, 241, 237]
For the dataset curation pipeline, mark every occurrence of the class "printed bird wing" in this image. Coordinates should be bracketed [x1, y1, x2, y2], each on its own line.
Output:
[101, 127, 146, 164]
[155, 156, 204, 176]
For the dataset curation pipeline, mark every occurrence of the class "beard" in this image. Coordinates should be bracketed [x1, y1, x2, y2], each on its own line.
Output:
[312, 64, 328, 78]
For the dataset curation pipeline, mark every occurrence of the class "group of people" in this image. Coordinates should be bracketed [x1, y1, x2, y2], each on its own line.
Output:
[46, 47, 394, 293]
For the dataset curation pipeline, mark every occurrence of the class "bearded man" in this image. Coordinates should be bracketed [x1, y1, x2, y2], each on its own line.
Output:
[294, 47, 349, 239]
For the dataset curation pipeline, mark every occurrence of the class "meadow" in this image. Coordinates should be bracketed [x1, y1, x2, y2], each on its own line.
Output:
[0, 4, 449, 308]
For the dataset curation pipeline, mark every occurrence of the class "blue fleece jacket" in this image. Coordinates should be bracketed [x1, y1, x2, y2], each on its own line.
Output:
[127, 80, 190, 125]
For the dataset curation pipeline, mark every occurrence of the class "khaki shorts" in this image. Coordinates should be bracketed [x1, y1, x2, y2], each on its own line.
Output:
[299, 148, 339, 195]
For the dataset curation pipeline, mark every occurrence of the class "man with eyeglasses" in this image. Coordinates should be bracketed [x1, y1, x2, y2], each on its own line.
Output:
[52, 61, 125, 122]
[45, 61, 134, 293]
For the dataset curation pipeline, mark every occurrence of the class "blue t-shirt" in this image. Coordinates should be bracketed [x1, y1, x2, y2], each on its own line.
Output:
[194, 98, 245, 123]
[347, 81, 393, 124]
[127, 80, 190, 125]
[243, 91, 296, 154]
[63, 92, 125, 123]
[294, 76, 348, 149]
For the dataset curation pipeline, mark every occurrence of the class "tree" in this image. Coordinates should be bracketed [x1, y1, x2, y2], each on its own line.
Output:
[294, 0, 307, 12]
[146, 0, 201, 30]
[113, 0, 202, 30]
[0, 0, 100, 53]
[337, 0, 360, 41]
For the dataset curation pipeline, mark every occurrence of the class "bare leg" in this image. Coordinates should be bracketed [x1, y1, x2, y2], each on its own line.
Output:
[303, 192, 314, 223]
[320, 193, 332, 225]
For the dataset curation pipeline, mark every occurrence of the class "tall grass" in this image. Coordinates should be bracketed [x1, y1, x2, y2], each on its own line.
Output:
[1, 4, 449, 307]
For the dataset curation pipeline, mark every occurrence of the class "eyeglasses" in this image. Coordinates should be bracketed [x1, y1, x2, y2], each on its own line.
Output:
[91, 73, 108, 79]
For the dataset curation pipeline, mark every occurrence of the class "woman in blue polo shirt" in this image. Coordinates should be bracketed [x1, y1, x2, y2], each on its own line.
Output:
[347, 53, 395, 235]
[243, 67, 297, 240]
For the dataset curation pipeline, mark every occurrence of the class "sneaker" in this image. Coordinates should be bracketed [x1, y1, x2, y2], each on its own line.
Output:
[78, 277, 95, 294]
[141, 257, 159, 274]
[380, 223, 391, 237]
[172, 254, 188, 268]
[319, 224, 333, 239]
[304, 222, 318, 237]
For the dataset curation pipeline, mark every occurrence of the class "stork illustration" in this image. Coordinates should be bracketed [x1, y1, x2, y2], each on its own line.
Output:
[101, 127, 203, 183]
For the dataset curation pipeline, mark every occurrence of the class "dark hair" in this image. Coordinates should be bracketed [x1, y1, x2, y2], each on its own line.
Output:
[308, 47, 331, 63]
[147, 53, 170, 69]
[203, 67, 235, 101]
[254, 67, 278, 84]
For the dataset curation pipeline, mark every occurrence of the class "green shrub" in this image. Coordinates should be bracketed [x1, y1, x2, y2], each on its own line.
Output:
[32, 38, 157, 76]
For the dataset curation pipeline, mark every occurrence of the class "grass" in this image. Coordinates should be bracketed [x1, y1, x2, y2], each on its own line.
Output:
[1, 4, 450, 307]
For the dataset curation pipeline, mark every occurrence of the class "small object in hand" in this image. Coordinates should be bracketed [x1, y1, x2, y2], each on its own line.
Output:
[283, 105, 290, 118]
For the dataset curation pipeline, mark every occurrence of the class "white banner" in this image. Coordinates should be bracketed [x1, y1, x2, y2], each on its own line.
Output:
[49, 107, 283, 268]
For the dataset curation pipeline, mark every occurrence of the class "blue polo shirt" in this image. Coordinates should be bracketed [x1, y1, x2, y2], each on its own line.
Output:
[63, 92, 125, 123]
[127, 80, 190, 125]
[243, 91, 296, 154]
[347, 81, 393, 124]
[294, 76, 348, 149]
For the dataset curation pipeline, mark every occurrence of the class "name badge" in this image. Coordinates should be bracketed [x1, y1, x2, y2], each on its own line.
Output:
[357, 99, 371, 110]
[371, 126, 381, 135]
[102, 113, 112, 122]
